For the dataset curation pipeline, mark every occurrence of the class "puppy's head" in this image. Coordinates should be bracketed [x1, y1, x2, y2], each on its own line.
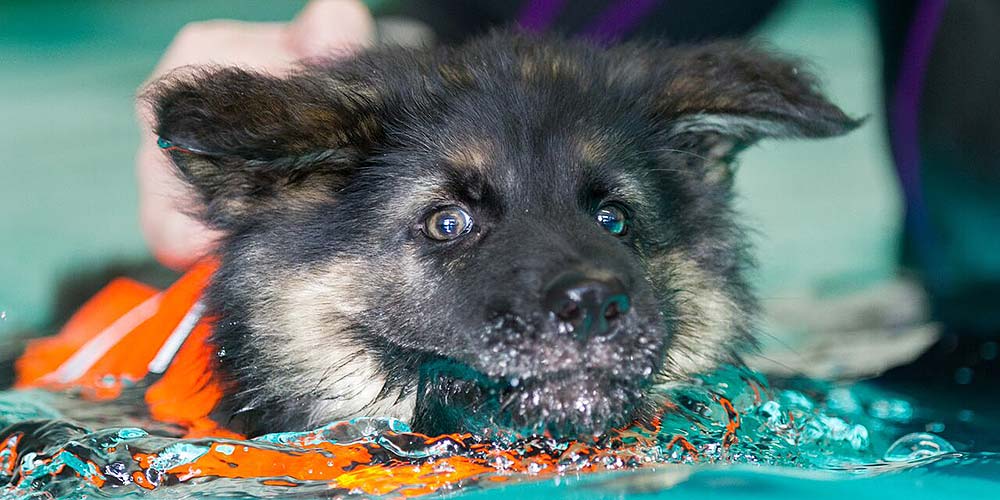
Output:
[149, 34, 856, 438]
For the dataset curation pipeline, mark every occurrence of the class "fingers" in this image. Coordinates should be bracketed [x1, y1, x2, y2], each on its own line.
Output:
[137, 137, 222, 270]
[134, 20, 294, 270]
[135, 1, 374, 269]
[153, 20, 293, 78]
[287, 0, 375, 60]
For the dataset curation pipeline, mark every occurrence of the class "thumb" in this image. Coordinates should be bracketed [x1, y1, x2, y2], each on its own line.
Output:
[286, 0, 375, 60]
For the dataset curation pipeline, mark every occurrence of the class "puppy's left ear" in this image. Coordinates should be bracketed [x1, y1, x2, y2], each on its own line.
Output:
[648, 42, 862, 174]
[145, 66, 385, 229]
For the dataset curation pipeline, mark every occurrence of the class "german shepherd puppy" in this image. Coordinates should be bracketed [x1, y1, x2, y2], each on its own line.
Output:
[149, 32, 856, 438]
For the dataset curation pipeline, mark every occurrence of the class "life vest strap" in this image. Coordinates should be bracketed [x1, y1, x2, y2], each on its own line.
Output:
[14, 260, 231, 438]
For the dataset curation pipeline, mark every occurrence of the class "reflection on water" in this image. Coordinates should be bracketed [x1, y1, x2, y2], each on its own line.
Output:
[0, 366, 993, 499]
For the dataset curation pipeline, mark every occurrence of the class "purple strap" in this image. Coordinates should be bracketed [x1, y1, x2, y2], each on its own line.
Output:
[517, 0, 569, 33]
[889, 0, 949, 281]
[584, 0, 661, 44]
[518, 0, 661, 43]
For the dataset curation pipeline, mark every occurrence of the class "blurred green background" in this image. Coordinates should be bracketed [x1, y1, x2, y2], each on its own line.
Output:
[0, 0, 899, 337]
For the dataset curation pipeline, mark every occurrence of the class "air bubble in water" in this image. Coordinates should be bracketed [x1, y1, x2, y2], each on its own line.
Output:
[779, 390, 814, 411]
[883, 432, 956, 462]
[826, 388, 861, 414]
[954, 367, 974, 385]
[981, 341, 998, 361]
[117, 428, 148, 440]
[868, 399, 913, 423]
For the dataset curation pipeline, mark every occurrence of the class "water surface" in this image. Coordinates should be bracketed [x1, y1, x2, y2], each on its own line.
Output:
[2, 365, 994, 499]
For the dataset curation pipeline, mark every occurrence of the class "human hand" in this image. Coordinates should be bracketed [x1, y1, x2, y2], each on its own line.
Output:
[136, 0, 375, 270]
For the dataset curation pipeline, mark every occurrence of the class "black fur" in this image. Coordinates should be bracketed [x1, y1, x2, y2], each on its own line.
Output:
[148, 32, 857, 438]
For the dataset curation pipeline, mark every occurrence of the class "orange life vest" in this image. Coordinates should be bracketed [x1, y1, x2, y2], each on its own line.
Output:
[14, 260, 239, 439]
[7, 261, 518, 495]
[7, 262, 674, 496]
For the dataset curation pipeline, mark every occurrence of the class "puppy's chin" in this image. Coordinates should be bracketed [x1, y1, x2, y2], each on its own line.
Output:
[499, 373, 648, 438]
[412, 361, 648, 439]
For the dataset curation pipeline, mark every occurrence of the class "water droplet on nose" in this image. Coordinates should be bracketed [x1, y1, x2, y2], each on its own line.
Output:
[883, 432, 956, 462]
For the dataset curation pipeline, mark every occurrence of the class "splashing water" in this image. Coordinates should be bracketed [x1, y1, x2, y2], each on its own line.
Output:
[0, 365, 990, 499]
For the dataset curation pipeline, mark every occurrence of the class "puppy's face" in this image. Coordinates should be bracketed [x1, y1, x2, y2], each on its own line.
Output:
[150, 34, 855, 437]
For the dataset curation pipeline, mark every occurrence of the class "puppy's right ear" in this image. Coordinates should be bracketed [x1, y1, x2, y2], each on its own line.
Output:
[146, 66, 383, 229]
[638, 42, 862, 183]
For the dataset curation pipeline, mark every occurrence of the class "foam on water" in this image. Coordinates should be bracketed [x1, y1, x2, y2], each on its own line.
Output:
[0, 366, 989, 499]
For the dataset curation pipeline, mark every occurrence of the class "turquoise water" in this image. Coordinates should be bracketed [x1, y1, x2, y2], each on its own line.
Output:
[2, 0, 992, 498]
[2, 366, 996, 499]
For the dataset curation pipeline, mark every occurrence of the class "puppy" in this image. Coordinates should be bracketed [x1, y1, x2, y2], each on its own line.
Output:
[149, 32, 856, 438]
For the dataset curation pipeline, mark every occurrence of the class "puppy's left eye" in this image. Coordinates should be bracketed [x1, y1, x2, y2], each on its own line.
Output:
[595, 203, 629, 236]
[424, 206, 474, 241]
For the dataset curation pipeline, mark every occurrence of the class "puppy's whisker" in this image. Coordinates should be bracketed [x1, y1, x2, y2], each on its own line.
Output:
[310, 364, 338, 394]
[754, 330, 804, 358]
[744, 352, 804, 376]
[498, 391, 521, 414]
[641, 147, 711, 163]
[644, 168, 690, 175]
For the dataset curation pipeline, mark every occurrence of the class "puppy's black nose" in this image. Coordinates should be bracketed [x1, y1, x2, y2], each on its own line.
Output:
[543, 271, 630, 338]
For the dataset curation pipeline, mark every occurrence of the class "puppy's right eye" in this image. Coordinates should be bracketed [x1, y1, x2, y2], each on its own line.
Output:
[423, 206, 473, 241]
[595, 203, 629, 236]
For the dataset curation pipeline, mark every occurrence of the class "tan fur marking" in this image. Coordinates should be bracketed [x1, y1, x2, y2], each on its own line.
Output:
[248, 257, 415, 423]
[276, 175, 338, 208]
[325, 79, 380, 103]
[442, 138, 493, 171]
[577, 136, 611, 165]
[520, 52, 582, 81]
[662, 74, 743, 116]
[605, 51, 653, 87]
[650, 250, 748, 377]
[438, 63, 476, 86]
[385, 175, 452, 225]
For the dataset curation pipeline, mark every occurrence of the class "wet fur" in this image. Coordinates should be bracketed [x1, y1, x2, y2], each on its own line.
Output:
[149, 32, 857, 437]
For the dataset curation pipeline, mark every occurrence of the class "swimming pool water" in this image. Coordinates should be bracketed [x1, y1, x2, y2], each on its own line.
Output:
[1, 365, 996, 499]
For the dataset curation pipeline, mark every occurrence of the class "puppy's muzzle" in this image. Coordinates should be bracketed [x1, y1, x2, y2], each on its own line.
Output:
[543, 271, 630, 339]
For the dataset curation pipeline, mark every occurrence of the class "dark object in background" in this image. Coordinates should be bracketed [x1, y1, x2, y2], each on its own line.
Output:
[0, 259, 178, 389]
[48, 260, 180, 328]
[878, 0, 1000, 335]
[875, 0, 1000, 428]
[384, 0, 781, 44]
